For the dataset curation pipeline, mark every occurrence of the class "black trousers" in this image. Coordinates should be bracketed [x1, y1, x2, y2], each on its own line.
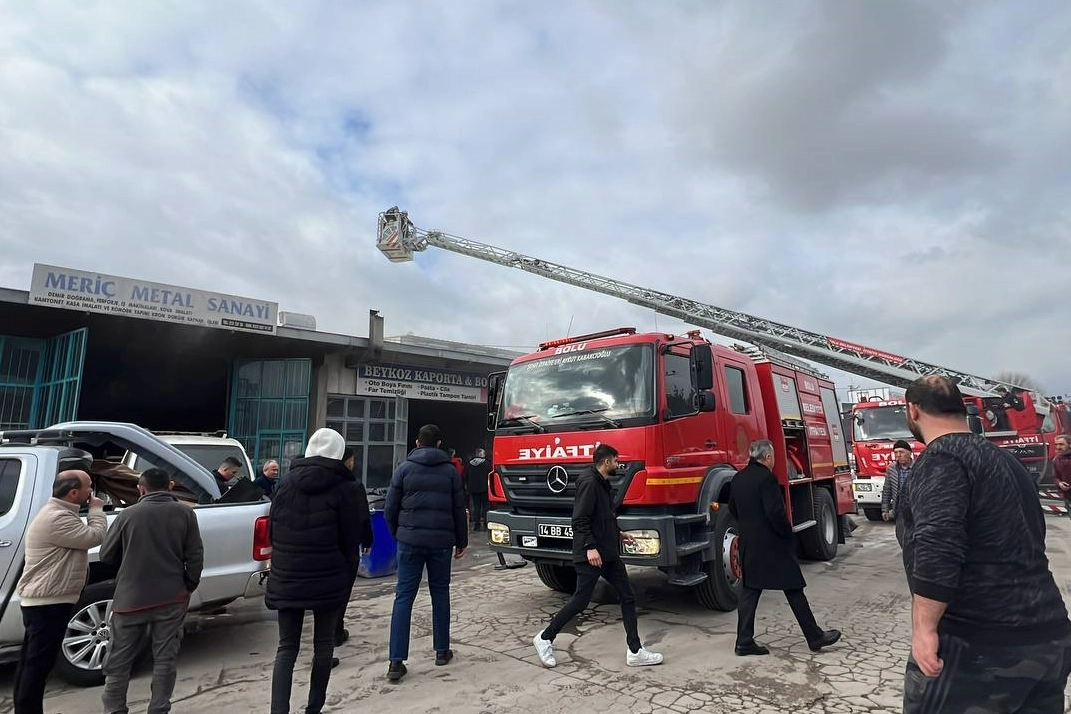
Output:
[542, 560, 641, 653]
[903, 632, 1071, 714]
[13, 603, 73, 714]
[736, 586, 822, 646]
[270, 607, 340, 714]
[470, 493, 489, 525]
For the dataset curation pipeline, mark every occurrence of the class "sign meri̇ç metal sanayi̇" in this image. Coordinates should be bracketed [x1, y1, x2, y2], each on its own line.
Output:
[355, 364, 489, 403]
[29, 264, 279, 335]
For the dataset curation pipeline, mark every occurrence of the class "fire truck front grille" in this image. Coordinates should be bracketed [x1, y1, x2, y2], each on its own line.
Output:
[496, 461, 643, 515]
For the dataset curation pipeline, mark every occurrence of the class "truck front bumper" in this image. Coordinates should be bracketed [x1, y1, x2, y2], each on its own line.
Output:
[852, 477, 884, 508]
[485, 509, 710, 568]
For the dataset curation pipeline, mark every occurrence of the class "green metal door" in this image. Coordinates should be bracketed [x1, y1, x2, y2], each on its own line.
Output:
[229, 359, 312, 473]
[0, 328, 86, 429]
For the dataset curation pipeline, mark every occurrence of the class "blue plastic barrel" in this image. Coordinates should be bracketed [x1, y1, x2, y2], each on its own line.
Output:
[358, 509, 397, 578]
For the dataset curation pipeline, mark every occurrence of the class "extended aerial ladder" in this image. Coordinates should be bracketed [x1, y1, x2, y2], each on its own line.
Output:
[376, 207, 1047, 407]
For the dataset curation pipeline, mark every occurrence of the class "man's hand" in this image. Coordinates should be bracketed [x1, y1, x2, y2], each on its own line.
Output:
[454, 547, 466, 560]
[912, 628, 943, 677]
[882, 511, 891, 522]
[586, 548, 602, 567]
[89, 496, 105, 509]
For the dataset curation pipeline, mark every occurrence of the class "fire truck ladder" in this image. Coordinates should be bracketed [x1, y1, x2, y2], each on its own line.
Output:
[376, 207, 1043, 401]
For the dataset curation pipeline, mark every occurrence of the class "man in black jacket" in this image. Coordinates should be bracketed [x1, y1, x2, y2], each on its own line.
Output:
[899, 375, 1071, 714]
[384, 424, 468, 682]
[729, 439, 840, 656]
[532, 444, 663, 668]
[464, 448, 491, 531]
[265, 428, 372, 714]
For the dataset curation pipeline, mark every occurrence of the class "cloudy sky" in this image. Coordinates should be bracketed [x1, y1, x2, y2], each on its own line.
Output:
[1, 1, 1069, 396]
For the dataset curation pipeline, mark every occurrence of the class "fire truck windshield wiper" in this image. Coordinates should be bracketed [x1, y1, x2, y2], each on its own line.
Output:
[551, 408, 621, 428]
[497, 414, 547, 433]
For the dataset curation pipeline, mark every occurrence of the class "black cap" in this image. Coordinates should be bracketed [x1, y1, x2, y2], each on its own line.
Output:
[892, 440, 912, 451]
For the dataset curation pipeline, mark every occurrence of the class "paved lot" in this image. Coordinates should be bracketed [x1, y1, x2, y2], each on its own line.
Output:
[4, 517, 1071, 713]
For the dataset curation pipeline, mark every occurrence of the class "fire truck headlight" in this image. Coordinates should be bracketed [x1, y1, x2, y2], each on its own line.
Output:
[488, 523, 510, 545]
[621, 530, 660, 556]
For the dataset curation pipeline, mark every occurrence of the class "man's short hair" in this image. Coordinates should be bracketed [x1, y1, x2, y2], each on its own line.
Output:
[1057, 434, 1071, 446]
[262, 459, 278, 470]
[53, 472, 84, 499]
[139, 467, 171, 492]
[593, 443, 619, 465]
[219, 456, 243, 469]
[417, 424, 441, 447]
[905, 375, 967, 417]
[748, 439, 775, 461]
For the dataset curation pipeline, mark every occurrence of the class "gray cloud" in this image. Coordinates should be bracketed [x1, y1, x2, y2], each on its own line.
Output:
[0, 1, 1067, 395]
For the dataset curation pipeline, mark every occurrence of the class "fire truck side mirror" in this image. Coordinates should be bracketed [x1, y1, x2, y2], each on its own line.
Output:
[690, 345, 714, 392]
[694, 391, 716, 413]
[965, 404, 984, 435]
[486, 372, 505, 432]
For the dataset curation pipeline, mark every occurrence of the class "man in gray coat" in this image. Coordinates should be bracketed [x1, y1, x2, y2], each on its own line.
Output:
[100, 468, 203, 714]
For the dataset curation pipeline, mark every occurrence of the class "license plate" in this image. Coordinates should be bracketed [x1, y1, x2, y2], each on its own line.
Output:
[538, 524, 573, 539]
[854, 483, 872, 492]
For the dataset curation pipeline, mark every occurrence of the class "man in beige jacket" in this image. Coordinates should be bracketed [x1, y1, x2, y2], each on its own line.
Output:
[13, 470, 106, 714]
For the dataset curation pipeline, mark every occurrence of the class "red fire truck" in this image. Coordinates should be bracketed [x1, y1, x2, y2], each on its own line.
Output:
[848, 398, 924, 520]
[480, 327, 853, 610]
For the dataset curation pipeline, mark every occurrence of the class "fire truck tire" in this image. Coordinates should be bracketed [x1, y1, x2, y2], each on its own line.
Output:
[799, 489, 838, 561]
[535, 563, 577, 594]
[696, 507, 741, 611]
[863, 507, 883, 522]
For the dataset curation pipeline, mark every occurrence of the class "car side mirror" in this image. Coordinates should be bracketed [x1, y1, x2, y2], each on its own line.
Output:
[690, 344, 714, 392]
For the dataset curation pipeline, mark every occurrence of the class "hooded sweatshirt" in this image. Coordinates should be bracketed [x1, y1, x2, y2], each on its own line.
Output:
[265, 455, 370, 610]
[465, 456, 491, 495]
[385, 447, 468, 550]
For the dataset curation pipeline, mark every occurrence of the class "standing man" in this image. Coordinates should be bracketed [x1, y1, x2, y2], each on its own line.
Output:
[1052, 434, 1071, 515]
[729, 440, 841, 656]
[899, 375, 1071, 713]
[13, 470, 106, 714]
[532, 444, 664, 669]
[212, 456, 243, 493]
[384, 424, 468, 682]
[881, 439, 914, 522]
[464, 448, 491, 532]
[254, 459, 280, 498]
[266, 428, 369, 714]
[101, 467, 204, 714]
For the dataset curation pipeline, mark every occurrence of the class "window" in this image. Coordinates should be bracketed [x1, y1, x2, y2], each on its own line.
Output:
[326, 395, 408, 490]
[724, 366, 750, 415]
[664, 353, 694, 418]
[0, 458, 21, 517]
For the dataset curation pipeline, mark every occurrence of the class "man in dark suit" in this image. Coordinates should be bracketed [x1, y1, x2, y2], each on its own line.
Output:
[729, 439, 841, 656]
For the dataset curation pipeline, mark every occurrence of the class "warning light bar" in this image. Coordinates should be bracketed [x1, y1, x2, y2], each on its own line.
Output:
[539, 327, 637, 351]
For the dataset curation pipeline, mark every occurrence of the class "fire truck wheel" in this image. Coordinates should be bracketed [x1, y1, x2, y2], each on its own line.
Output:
[696, 506, 741, 611]
[863, 507, 883, 522]
[799, 488, 838, 561]
[535, 563, 577, 594]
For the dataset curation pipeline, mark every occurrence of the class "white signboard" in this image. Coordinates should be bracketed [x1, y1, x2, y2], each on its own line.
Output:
[29, 264, 278, 335]
[355, 364, 489, 404]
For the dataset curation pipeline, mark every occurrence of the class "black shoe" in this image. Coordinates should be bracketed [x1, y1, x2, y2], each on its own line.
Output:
[386, 660, 407, 682]
[435, 649, 454, 666]
[335, 628, 349, 646]
[808, 629, 842, 652]
[331, 657, 340, 668]
[734, 642, 770, 656]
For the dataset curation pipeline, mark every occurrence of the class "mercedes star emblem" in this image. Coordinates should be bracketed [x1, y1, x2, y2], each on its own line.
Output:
[546, 465, 569, 494]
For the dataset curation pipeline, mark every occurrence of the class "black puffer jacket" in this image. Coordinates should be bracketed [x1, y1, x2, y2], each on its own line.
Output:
[385, 447, 468, 550]
[265, 456, 371, 610]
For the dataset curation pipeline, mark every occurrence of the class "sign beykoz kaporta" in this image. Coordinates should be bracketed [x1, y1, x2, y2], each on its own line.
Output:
[29, 264, 279, 335]
[356, 364, 489, 404]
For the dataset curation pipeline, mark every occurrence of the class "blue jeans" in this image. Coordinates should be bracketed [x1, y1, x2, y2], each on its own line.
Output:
[388, 542, 453, 661]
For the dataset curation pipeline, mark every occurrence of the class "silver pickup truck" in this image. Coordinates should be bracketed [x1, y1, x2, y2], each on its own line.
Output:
[0, 422, 272, 686]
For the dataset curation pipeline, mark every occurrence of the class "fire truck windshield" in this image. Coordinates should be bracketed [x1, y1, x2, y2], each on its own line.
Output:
[497, 344, 654, 431]
[853, 404, 913, 442]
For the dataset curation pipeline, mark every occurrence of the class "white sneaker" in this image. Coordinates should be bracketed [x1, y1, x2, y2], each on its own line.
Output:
[626, 647, 664, 667]
[533, 632, 556, 667]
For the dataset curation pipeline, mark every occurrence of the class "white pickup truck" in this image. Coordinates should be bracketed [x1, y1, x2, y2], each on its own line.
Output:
[0, 422, 272, 686]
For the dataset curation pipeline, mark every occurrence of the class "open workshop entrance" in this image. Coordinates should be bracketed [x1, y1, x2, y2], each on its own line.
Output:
[0, 302, 326, 470]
